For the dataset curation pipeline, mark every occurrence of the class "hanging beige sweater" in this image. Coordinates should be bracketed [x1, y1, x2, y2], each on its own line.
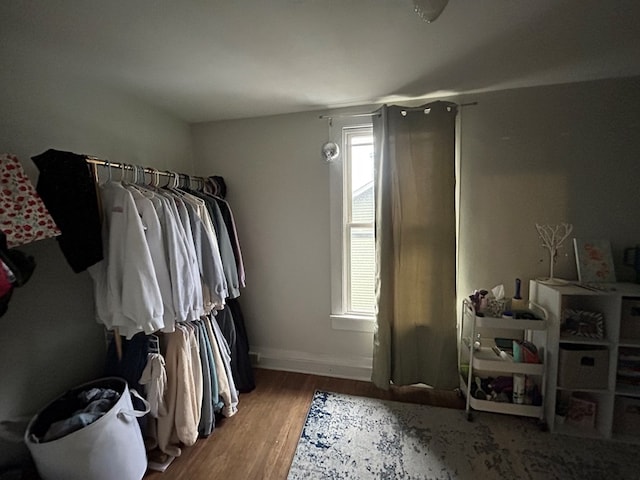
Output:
[178, 323, 203, 443]
[156, 325, 203, 457]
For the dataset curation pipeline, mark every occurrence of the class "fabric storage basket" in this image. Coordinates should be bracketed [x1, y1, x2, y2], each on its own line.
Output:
[557, 345, 609, 389]
[24, 377, 149, 480]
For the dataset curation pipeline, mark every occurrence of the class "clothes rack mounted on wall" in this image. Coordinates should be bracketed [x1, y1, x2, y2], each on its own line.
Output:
[85, 156, 208, 361]
[85, 156, 205, 189]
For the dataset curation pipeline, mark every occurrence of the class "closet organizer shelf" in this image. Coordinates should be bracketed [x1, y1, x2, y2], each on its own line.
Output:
[464, 345, 545, 375]
[616, 384, 640, 398]
[473, 316, 547, 331]
[459, 299, 548, 422]
[558, 336, 610, 346]
[619, 339, 640, 348]
[529, 280, 640, 443]
[459, 386, 545, 418]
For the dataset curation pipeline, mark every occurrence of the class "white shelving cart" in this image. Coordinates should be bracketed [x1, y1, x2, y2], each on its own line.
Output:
[459, 299, 548, 423]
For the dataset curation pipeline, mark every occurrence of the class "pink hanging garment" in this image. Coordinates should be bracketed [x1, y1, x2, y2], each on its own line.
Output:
[0, 260, 11, 297]
[0, 153, 61, 248]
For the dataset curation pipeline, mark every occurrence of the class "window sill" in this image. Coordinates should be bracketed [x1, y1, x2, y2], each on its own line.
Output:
[330, 314, 376, 333]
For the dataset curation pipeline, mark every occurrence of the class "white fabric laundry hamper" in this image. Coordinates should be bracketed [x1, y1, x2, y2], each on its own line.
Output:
[24, 377, 150, 480]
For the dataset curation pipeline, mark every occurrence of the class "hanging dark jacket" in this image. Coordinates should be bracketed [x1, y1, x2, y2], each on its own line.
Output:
[31, 149, 103, 273]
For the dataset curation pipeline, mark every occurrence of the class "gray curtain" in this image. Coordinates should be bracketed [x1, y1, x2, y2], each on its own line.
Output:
[371, 101, 458, 390]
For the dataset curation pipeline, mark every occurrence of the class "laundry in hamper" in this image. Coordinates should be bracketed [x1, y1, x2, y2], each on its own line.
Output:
[24, 377, 149, 480]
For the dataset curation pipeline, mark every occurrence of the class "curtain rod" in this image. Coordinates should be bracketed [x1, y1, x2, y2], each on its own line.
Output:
[318, 101, 478, 120]
[318, 112, 379, 119]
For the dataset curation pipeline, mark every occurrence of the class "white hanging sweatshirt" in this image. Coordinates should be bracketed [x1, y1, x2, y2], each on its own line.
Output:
[128, 186, 176, 331]
[88, 181, 164, 338]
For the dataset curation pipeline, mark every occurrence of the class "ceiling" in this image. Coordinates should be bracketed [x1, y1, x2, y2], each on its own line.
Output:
[2, 0, 640, 123]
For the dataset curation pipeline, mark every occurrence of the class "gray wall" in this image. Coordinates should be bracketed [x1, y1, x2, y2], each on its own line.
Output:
[191, 76, 640, 379]
[0, 63, 193, 468]
[458, 77, 640, 301]
[191, 112, 375, 376]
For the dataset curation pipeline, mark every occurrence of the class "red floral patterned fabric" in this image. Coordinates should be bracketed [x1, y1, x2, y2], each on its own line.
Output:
[0, 153, 61, 248]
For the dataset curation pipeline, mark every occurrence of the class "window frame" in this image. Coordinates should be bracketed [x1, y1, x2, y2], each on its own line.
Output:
[329, 118, 376, 333]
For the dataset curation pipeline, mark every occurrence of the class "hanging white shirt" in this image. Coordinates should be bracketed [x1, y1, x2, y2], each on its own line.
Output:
[88, 181, 164, 338]
[127, 186, 177, 331]
[169, 194, 204, 320]
[182, 196, 227, 310]
[147, 192, 193, 324]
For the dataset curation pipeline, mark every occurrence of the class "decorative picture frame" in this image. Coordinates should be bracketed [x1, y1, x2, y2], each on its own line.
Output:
[561, 308, 605, 340]
[573, 239, 617, 283]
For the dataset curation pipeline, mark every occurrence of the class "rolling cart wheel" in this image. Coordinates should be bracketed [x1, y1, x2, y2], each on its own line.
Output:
[466, 412, 473, 422]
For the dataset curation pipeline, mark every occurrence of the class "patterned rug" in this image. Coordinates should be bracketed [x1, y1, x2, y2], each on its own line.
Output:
[287, 390, 640, 480]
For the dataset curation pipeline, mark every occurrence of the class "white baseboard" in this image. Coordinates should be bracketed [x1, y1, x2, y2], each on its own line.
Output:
[249, 347, 373, 382]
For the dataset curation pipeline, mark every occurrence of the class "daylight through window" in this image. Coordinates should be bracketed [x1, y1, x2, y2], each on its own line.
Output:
[343, 127, 375, 315]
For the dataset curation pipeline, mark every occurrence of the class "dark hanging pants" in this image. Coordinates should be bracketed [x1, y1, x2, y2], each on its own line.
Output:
[226, 298, 255, 393]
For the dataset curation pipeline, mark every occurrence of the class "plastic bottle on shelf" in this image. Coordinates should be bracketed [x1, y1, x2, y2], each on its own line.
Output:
[473, 333, 481, 350]
[513, 373, 525, 404]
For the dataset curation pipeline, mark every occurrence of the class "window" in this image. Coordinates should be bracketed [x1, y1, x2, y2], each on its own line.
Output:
[344, 128, 375, 314]
[329, 121, 376, 332]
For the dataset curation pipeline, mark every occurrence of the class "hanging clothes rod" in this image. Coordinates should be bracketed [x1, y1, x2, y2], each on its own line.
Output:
[318, 101, 478, 120]
[85, 156, 205, 184]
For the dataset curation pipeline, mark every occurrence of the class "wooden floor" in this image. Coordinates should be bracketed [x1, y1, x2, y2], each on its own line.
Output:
[144, 368, 464, 480]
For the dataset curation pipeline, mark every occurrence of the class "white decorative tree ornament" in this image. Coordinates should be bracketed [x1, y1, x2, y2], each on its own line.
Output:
[536, 223, 573, 285]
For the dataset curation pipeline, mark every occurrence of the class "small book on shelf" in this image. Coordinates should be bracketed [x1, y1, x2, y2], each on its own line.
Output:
[491, 345, 513, 362]
[566, 395, 597, 428]
[494, 337, 515, 353]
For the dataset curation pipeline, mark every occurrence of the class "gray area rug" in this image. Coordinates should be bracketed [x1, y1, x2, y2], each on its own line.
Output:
[287, 390, 640, 480]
